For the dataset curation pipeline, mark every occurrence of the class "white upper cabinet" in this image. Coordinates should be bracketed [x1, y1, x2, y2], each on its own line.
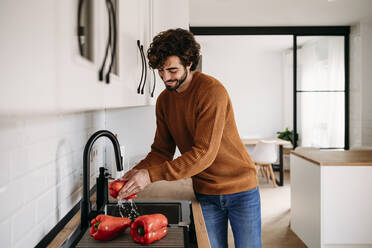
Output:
[0, 0, 189, 115]
[55, 0, 106, 113]
[104, 0, 149, 108]
[0, 0, 59, 115]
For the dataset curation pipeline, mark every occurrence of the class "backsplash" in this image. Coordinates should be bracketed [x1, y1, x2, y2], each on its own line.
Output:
[0, 111, 106, 248]
[105, 106, 157, 175]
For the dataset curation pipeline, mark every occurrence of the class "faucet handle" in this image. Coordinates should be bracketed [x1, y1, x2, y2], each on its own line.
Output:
[104, 167, 112, 178]
[98, 167, 111, 181]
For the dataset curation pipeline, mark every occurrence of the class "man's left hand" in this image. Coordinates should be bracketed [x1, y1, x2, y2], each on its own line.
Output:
[117, 169, 151, 200]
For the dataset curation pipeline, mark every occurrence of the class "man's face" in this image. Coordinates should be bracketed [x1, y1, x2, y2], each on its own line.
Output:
[157, 56, 190, 91]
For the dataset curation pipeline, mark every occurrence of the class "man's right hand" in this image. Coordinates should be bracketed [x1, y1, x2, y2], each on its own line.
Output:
[117, 169, 151, 200]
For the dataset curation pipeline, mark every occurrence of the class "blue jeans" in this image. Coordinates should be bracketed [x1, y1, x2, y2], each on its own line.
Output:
[195, 187, 261, 248]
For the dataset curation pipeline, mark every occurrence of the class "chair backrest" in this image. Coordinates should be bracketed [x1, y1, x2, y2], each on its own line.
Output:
[251, 140, 277, 164]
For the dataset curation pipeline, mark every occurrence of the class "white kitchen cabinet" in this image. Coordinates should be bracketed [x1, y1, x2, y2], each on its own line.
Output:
[57, 0, 152, 111]
[0, 0, 59, 115]
[104, 0, 192, 108]
[0, 0, 108, 115]
[104, 0, 150, 108]
[0, 0, 189, 115]
[55, 0, 106, 113]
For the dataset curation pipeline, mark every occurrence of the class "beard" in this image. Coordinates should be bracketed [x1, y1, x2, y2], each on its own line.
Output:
[164, 69, 188, 91]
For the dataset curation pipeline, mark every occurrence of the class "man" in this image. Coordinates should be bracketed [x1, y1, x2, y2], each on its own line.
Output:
[118, 28, 261, 248]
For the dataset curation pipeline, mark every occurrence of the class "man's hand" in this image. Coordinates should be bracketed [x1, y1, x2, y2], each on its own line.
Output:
[117, 169, 151, 200]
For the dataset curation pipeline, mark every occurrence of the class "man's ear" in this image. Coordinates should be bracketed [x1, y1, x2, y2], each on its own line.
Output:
[187, 62, 193, 70]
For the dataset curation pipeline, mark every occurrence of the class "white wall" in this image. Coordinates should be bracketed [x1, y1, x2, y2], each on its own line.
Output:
[350, 22, 372, 148]
[195, 35, 292, 139]
[0, 111, 105, 248]
[350, 24, 363, 148]
[360, 22, 372, 147]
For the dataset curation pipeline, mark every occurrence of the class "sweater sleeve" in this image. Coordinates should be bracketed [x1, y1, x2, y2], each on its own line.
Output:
[147, 85, 228, 182]
[134, 97, 176, 171]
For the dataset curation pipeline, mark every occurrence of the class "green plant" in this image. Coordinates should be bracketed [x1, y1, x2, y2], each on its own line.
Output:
[277, 128, 294, 145]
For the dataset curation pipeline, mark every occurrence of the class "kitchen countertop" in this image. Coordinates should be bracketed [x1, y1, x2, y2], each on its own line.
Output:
[291, 149, 372, 166]
[47, 178, 210, 248]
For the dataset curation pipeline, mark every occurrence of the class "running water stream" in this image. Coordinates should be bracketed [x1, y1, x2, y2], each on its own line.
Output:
[117, 199, 140, 221]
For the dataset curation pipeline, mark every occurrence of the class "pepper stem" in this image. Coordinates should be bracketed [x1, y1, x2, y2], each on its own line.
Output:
[137, 226, 145, 236]
[94, 221, 100, 231]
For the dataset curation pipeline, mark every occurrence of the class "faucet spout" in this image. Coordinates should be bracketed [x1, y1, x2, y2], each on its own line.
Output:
[81, 130, 123, 230]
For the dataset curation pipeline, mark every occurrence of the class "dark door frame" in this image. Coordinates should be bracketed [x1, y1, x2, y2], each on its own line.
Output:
[190, 26, 350, 149]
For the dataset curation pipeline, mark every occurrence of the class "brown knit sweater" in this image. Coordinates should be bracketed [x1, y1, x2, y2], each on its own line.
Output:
[134, 71, 258, 195]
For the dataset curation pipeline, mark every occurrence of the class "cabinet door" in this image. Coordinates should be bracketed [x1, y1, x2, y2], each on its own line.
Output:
[147, 0, 190, 105]
[55, 0, 106, 112]
[106, 0, 156, 107]
[104, 0, 149, 108]
[0, 0, 58, 115]
[57, 0, 153, 110]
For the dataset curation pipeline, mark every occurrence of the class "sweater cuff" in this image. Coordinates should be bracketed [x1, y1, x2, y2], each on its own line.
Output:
[148, 164, 165, 182]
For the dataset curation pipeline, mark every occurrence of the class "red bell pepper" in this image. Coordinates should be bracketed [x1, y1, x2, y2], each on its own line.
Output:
[90, 214, 131, 241]
[109, 179, 137, 200]
[130, 214, 168, 244]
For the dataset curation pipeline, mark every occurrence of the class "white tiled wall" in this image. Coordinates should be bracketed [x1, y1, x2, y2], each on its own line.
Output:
[0, 111, 106, 248]
[104, 106, 182, 178]
[105, 106, 157, 174]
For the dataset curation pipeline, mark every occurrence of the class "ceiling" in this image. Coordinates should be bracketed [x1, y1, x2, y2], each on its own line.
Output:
[190, 0, 372, 27]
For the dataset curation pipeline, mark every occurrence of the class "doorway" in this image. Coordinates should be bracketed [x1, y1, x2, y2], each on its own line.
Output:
[191, 26, 350, 149]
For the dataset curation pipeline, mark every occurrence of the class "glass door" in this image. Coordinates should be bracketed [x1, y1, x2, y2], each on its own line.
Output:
[296, 36, 345, 149]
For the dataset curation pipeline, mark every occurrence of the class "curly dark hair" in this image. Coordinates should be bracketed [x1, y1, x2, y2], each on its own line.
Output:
[147, 28, 200, 71]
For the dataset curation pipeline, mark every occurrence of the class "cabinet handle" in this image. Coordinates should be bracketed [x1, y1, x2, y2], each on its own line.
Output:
[137, 40, 144, 94]
[150, 69, 156, 97]
[139, 45, 147, 94]
[77, 0, 84, 56]
[105, 0, 117, 84]
[98, 0, 112, 83]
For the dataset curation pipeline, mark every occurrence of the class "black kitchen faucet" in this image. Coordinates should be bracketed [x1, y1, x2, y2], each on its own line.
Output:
[81, 130, 123, 230]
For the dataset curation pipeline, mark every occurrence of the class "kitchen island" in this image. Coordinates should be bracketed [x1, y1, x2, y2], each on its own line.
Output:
[290, 149, 372, 248]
